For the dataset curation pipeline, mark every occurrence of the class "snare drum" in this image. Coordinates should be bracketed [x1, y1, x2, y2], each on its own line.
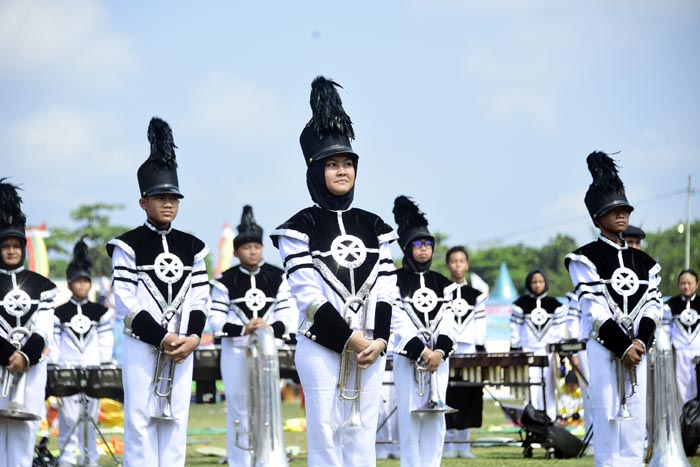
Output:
[85, 365, 123, 399]
[46, 365, 83, 397]
[193, 347, 222, 381]
[277, 344, 297, 381]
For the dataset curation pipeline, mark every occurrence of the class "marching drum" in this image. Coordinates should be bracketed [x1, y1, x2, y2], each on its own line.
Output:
[85, 365, 123, 400]
[46, 365, 82, 398]
[192, 347, 222, 381]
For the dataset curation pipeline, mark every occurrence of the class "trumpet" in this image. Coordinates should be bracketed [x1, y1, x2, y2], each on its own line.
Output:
[337, 297, 369, 429]
[151, 307, 181, 421]
[234, 326, 289, 466]
[613, 317, 638, 421]
[612, 357, 635, 421]
[412, 327, 456, 414]
[0, 327, 41, 421]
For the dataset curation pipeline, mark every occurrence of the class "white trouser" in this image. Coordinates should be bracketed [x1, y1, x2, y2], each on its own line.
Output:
[394, 355, 448, 467]
[58, 394, 100, 465]
[122, 336, 193, 467]
[588, 339, 646, 467]
[220, 341, 251, 467]
[675, 346, 700, 404]
[295, 334, 384, 467]
[0, 360, 46, 467]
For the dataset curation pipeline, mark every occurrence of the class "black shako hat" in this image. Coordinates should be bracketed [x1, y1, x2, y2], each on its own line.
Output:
[583, 151, 633, 220]
[66, 238, 92, 282]
[393, 195, 435, 252]
[137, 117, 183, 199]
[0, 178, 27, 246]
[299, 76, 357, 165]
[234, 205, 263, 250]
[622, 225, 646, 239]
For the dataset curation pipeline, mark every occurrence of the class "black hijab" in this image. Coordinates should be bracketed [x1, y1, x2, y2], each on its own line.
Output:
[525, 269, 549, 297]
[306, 155, 357, 211]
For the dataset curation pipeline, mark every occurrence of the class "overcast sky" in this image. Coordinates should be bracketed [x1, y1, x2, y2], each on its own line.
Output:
[2, 0, 698, 267]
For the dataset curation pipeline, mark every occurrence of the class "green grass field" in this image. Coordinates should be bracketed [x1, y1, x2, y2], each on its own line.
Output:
[43, 395, 700, 466]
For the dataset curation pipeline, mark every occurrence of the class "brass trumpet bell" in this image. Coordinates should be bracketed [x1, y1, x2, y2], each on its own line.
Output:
[412, 399, 457, 414]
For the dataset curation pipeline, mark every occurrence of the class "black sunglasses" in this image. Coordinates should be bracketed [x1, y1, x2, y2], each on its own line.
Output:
[411, 239, 434, 248]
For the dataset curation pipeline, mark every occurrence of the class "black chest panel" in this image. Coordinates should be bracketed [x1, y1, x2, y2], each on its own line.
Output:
[667, 295, 700, 334]
[0, 270, 55, 328]
[218, 264, 283, 319]
[513, 295, 562, 314]
[454, 284, 481, 325]
[55, 301, 108, 335]
[109, 225, 205, 300]
[572, 239, 657, 313]
[397, 269, 452, 325]
[276, 207, 394, 296]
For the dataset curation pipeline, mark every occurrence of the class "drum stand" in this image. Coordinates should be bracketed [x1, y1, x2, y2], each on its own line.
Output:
[57, 392, 121, 466]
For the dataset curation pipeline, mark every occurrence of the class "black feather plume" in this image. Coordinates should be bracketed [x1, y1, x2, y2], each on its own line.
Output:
[71, 238, 92, 272]
[237, 205, 257, 234]
[0, 178, 26, 229]
[147, 117, 178, 169]
[586, 151, 625, 194]
[308, 76, 355, 140]
[393, 195, 429, 240]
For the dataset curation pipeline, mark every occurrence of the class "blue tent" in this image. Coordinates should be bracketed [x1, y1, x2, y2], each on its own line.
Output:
[486, 261, 518, 305]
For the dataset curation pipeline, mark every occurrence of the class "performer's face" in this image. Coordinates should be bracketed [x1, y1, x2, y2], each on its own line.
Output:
[0, 237, 23, 267]
[678, 272, 698, 298]
[235, 242, 263, 271]
[69, 277, 91, 301]
[140, 194, 180, 228]
[411, 238, 434, 264]
[447, 251, 469, 281]
[623, 235, 642, 250]
[324, 155, 355, 195]
[529, 273, 546, 295]
[596, 206, 630, 235]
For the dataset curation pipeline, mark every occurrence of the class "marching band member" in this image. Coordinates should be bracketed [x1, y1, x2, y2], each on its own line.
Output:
[209, 205, 296, 466]
[271, 76, 397, 467]
[663, 269, 700, 405]
[52, 239, 114, 467]
[0, 179, 58, 467]
[390, 196, 456, 467]
[107, 118, 209, 467]
[509, 269, 567, 420]
[621, 225, 645, 250]
[565, 151, 662, 467]
[443, 245, 487, 459]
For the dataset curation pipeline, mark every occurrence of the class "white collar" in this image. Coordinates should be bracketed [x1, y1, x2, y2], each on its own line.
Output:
[0, 265, 24, 275]
[144, 221, 172, 235]
[599, 234, 628, 250]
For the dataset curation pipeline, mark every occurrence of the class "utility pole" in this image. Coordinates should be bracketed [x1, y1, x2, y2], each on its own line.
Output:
[686, 175, 692, 269]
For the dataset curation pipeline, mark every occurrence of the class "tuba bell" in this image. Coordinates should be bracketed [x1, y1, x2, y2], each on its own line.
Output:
[647, 326, 691, 467]
[234, 326, 289, 466]
[0, 327, 41, 421]
[412, 327, 456, 414]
